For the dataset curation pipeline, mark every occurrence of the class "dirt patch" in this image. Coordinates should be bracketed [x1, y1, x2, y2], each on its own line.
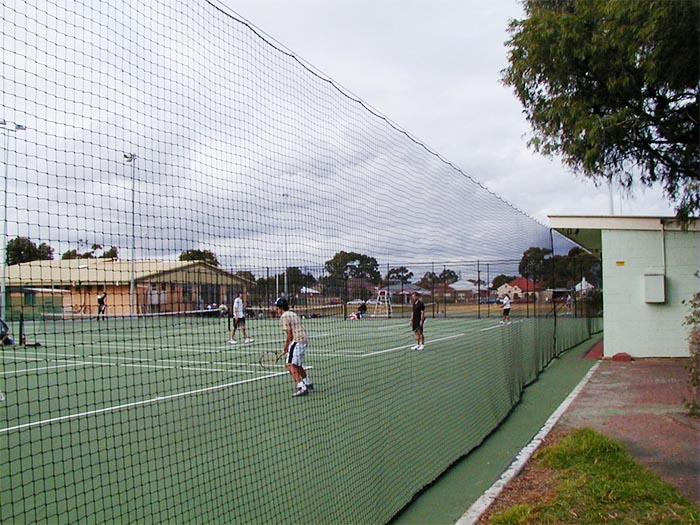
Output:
[476, 429, 567, 524]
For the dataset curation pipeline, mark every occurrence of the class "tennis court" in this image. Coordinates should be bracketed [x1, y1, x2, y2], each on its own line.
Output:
[1, 312, 591, 523]
[3, 313, 515, 431]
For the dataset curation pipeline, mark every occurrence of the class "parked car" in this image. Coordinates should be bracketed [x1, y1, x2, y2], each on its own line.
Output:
[479, 298, 500, 304]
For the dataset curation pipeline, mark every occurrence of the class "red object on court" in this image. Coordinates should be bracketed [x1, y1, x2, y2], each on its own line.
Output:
[611, 352, 633, 362]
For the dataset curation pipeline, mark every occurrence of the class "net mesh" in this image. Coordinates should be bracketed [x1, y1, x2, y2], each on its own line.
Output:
[1, 2, 602, 523]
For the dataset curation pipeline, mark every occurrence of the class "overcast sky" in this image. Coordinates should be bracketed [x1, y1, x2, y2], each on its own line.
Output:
[6, 0, 672, 276]
[219, 0, 676, 223]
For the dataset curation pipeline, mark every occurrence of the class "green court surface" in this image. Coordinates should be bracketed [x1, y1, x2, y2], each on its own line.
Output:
[1, 313, 598, 524]
[391, 334, 601, 524]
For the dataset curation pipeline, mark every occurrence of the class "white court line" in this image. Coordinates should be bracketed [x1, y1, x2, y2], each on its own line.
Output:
[2, 362, 87, 375]
[376, 323, 409, 332]
[362, 333, 466, 357]
[0, 372, 288, 435]
[2, 353, 265, 376]
[480, 319, 523, 332]
[1, 349, 80, 359]
[455, 361, 600, 525]
[43, 358, 261, 375]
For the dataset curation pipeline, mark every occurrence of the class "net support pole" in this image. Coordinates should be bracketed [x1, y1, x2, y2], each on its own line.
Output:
[477, 260, 481, 319]
[124, 152, 138, 316]
[1, 122, 26, 321]
[18, 312, 24, 346]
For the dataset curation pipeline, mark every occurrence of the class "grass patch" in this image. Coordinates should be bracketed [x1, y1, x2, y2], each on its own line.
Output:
[486, 428, 699, 525]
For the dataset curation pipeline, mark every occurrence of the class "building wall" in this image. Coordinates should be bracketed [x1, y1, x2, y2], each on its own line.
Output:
[603, 228, 699, 357]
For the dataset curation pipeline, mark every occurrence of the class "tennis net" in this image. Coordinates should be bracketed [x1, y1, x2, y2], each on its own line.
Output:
[0, 2, 601, 524]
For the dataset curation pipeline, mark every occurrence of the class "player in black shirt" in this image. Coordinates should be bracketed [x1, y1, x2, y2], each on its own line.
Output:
[410, 292, 425, 350]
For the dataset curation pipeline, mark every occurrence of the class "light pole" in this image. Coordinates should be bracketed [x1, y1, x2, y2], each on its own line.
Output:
[282, 192, 290, 298]
[1, 121, 26, 320]
[124, 153, 137, 315]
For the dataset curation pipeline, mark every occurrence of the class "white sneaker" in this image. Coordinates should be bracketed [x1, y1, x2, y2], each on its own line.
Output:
[228, 339, 237, 344]
[244, 338, 254, 343]
[292, 387, 308, 397]
[416, 344, 425, 351]
[499, 321, 505, 325]
[507, 321, 512, 325]
[410, 344, 419, 350]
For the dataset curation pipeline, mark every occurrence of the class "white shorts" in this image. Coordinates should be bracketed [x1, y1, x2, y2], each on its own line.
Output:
[286, 341, 307, 367]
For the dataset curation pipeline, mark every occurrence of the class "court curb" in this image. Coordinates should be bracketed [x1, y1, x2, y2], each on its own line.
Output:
[455, 360, 601, 525]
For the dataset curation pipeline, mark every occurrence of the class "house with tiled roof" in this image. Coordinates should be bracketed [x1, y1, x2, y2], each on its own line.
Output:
[496, 277, 542, 301]
[430, 279, 492, 304]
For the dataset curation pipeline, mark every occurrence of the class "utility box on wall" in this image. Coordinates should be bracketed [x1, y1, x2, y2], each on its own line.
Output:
[644, 268, 666, 304]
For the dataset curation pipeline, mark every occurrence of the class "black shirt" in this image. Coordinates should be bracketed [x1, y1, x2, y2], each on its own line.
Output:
[412, 299, 425, 324]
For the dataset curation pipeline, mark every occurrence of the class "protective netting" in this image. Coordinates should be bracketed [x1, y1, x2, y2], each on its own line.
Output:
[1, 1, 601, 523]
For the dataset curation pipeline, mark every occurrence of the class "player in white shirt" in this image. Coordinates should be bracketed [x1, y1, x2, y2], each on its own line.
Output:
[274, 297, 313, 397]
[500, 294, 512, 325]
[228, 291, 254, 344]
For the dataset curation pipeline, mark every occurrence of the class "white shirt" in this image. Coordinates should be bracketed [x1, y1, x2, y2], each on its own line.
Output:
[502, 296, 511, 310]
[233, 297, 245, 319]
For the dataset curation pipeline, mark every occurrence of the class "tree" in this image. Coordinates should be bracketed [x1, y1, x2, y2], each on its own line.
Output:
[6, 236, 54, 265]
[234, 271, 256, 284]
[100, 246, 119, 259]
[387, 266, 413, 284]
[61, 243, 119, 260]
[565, 247, 601, 287]
[492, 274, 518, 290]
[438, 269, 459, 284]
[503, 0, 700, 220]
[416, 272, 439, 290]
[323, 251, 381, 284]
[544, 254, 573, 289]
[321, 251, 380, 301]
[519, 247, 551, 283]
[179, 249, 219, 267]
[286, 267, 317, 293]
[517, 245, 602, 289]
[61, 249, 84, 260]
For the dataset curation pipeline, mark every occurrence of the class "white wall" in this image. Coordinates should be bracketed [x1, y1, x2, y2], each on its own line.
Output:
[603, 228, 699, 357]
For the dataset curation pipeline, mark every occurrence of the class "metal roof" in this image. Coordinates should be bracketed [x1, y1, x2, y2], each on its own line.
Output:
[548, 215, 698, 258]
[7, 259, 248, 287]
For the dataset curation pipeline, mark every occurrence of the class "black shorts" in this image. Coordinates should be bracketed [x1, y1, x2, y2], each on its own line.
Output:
[412, 322, 423, 333]
[503, 308, 511, 316]
[234, 317, 246, 328]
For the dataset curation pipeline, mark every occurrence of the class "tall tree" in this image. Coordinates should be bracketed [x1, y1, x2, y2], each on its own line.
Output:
[286, 267, 317, 292]
[179, 249, 219, 267]
[321, 251, 380, 300]
[416, 271, 439, 290]
[324, 251, 381, 284]
[438, 269, 459, 284]
[6, 236, 54, 265]
[519, 247, 551, 283]
[387, 266, 413, 284]
[566, 247, 602, 287]
[503, 0, 700, 220]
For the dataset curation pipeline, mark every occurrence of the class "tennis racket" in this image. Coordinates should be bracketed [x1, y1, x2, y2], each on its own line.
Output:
[259, 350, 284, 368]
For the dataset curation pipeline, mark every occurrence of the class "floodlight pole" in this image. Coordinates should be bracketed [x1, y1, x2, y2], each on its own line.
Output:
[282, 192, 290, 298]
[0, 121, 26, 321]
[124, 153, 138, 315]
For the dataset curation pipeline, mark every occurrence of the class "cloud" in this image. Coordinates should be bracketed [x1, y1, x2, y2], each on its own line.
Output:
[226, 0, 678, 224]
[4, 0, 580, 281]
